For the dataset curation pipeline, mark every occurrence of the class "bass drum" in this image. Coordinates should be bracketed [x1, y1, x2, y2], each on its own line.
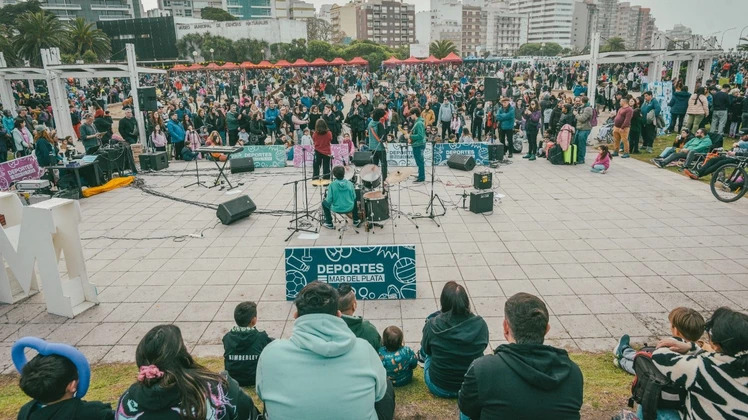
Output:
[363, 190, 389, 222]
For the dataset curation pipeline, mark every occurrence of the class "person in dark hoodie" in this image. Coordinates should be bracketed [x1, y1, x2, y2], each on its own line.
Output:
[222, 301, 274, 387]
[338, 282, 381, 350]
[116, 324, 258, 420]
[458, 292, 583, 420]
[17, 354, 114, 420]
[420, 281, 489, 398]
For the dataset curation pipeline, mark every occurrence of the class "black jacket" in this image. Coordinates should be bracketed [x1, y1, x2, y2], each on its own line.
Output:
[18, 398, 114, 420]
[458, 343, 583, 420]
[118, 116, 138, 144]
[420, 311, 489, 392]
[222, 326, 273, 386]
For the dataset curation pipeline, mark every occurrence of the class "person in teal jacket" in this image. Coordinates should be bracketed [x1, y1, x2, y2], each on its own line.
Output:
[496, 98, 515, 158]
[256, 281, 394, 420]
[166, 113, 186, 160]
[653, 128, 711, 168]
[321, 165, 360, 229]
[408, 108, 426, 182]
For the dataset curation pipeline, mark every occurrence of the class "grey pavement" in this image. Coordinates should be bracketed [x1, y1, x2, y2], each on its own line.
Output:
[2, 152, 748, 371]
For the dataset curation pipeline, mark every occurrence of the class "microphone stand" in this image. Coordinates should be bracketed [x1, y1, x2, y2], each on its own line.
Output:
[412, 140, 446, 226]
[285, 176, 318, 242]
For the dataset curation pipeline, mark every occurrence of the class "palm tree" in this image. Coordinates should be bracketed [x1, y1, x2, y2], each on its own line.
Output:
[13, 12, 71, 66]
[738, 37, 748, 52]
[67, 17, 111, 59]
[601, 37, 626, 52]
[430, 40, 458, 59]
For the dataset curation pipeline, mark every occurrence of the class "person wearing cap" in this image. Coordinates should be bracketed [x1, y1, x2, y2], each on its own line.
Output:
[496, 97, 515, 158]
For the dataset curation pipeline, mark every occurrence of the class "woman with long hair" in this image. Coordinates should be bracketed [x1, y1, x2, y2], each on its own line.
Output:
[312, 119, 332, 181]
[523, 99, 541, 160]
[116, 325, 257, 420]
[205, 130, 227, 162]
[685, 86, 709, 132]
[628, 97, 643, 154]
[150, 124, 167, 152]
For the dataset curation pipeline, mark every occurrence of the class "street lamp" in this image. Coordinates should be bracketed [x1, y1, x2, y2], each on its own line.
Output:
[720, 27, 736, 50]
[210, 48, 215, 61]
[261, 48, 265, 60]
[192, 50, 198, 63]
[738, 25, 748, 48]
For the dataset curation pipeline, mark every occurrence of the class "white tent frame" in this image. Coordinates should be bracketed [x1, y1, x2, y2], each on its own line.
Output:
[0, 44, 165, 148]
[559, 33, 721, 107]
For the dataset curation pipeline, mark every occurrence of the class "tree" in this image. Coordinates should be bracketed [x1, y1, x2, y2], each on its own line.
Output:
[66, 18, 111, 59]
[81, 50, 98, 63]
[177, 33, 205, 59]
[0, 0, 42, 27]
[738, 37, 748, 52]
[430, 40, 458, 59]
[601, 37, 626, 52]
[200, 34, 236, 62]
[306, 40, 338, 61]
[234, 38, 268, 62]
[307, 18, 333, 42]
[201, 7, 237, 21]
[13, 11, 71, 66]
[516, 42, 563, 56]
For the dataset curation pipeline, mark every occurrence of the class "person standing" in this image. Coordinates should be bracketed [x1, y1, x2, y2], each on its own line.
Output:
[367, 108, 388, 182]
[612, 98, 633, 158]
[79, 113, 101, 155]
[312, 119, 332, 181]
[438, 98, 454, 137]
[496, 97, 515, 158]
[628, 97, 643, 154]
[522, 100, 541, 161]
[573, 96, 592, 164]
[685, 87, 709, 133]
[227, 104, 241, 146]
[408, 108, 426, 183]
[711, 85, 731, 135]
[167, 112, 186, 160]
[667, 83, 690, 133]
[639, 91, 660, 154]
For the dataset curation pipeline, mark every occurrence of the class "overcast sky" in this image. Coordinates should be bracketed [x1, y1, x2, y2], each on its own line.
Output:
[139, 0, 748, 49]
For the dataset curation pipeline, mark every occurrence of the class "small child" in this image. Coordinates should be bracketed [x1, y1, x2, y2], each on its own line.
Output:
[222, 301, 274, 387]
[591, 145, 611, 174]
[341, 132, 355, 162]
[238, 127, 249, 145]
[181, 141, 200, 161]
[448, 134, 457, 143]
[18, 354, 114, 419]
[378, 326, 418, 387]
[459, 128, 474, 143]
[300, 128, 313, 146]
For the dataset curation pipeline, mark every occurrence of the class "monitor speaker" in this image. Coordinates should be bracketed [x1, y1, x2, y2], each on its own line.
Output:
[352, 151, 373, 167]
[216, 195, 256, 225]
[446, 154, 476, 171]
[484, 77, 499, 102]
[487, 143, 504, 161]
[470, 191, 494, 214]
[139, 152, 168, 171]
[137, 87, 158, 111]
[230, 157, 255, 174]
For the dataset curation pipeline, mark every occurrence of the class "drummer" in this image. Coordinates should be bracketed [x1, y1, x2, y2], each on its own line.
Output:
[322, 165, 361, 230]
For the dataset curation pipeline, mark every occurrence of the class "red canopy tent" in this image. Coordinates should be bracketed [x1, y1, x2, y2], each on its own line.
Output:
[309, 58, 329, 66]
[221, 62, 239, 70]
[403, 56, 422, 65]
[329, 57, 347, 66]
[441, 52, 463, 63]
[240, 61, 255, 69]
[186, 63, 204, 71]
[382, 56, 402, 66]
[423, 55, 441, 65]
[292, 58, 310, 67]
[275, 59, 292, 67]
[255, 60, 273, 69]
[347, 56, 369, 66]
[170, 64, 189, 72]
[205, 63, 221, 70]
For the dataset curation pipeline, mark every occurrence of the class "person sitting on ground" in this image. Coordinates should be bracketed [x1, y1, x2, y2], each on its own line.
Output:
[590, 145, 611, 174]
[222, 301, 274, 387]
[321, 165, 361, 230]
[378, 326, 418, 387]
[653, 307, 748, 419]
[257, 281, 395, 420]
[658, 128, 694, 159]
[458, 292, 583, 420]
[652, 128, 712, 169]
[684, 134, 748, 179]
[117, 324, 258, 420]
[180, 139, 200, 161]
[17, 353, 114, 420]
[337, 282, 381, 349]
[420, 281, 489, 398]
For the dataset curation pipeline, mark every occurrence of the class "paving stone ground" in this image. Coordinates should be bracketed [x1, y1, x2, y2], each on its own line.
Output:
[2, 152, 748, 371]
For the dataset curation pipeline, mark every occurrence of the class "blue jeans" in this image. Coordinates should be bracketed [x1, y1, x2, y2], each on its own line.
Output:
[413, 144, 425, 181]
[591, 164, 606, 173]
[659, 146, 675, 159]
[575, 130, 590, 163]
[424, 357, 458, 398]
[322, 200, 359, 226]
[459, 411, 471, 420]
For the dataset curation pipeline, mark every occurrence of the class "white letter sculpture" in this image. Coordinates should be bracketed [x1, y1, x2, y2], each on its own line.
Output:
[0, 192, 98, 317]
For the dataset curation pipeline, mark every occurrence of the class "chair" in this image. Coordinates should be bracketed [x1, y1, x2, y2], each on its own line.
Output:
[332, 211, 359, 239]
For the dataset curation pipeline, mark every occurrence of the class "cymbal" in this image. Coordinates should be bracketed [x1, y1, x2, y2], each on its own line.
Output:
[386, 168, 415, 184]
[311, 179, 331, 186]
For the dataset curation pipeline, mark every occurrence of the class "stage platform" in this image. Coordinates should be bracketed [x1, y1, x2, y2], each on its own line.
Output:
[1, 155, 748, 369]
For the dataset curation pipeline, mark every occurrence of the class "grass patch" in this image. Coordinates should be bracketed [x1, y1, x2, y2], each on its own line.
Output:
[0, 353, 631, 419]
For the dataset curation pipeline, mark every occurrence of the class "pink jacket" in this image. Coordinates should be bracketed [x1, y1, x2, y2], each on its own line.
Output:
[593, 153, 611, 170]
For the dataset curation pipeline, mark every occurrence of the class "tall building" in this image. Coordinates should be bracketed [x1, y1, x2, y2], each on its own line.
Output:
[318, 4, 333, 22]
[588, 0, 657, 50]
[40, 0, 138, 21]
[415, 10, 430, 45]
[276, 0, 315, 20]
[508, 0, 574, 48]
[430, 0, 463, 53]
[157, 0, 230, 19]
[461, 4, 484, 56]
[571, 0, 595, 51]
[484, 1, 527, 56]
[331, 0, 415, 47]
[330, 3, 358, 40]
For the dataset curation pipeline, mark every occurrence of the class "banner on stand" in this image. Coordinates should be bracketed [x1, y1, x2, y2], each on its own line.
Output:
[0, 156, 45, 191]
[292, 145, 351, 168]
[385, 143, 490, 167]
[230, 145, 286, 168]
[386, 143, 433, 167]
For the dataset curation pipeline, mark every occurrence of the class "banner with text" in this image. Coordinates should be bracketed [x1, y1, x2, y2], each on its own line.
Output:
[0, 156, 45, 191]
[386, 143, 489, 167]
[386, 143, 433, 167]
[285, 245, 416, 301]
[230, 145, 286, 168]
[292, 145, 351, 168]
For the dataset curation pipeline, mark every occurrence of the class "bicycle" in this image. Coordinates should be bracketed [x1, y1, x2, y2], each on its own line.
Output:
[710, 155, 748, 203]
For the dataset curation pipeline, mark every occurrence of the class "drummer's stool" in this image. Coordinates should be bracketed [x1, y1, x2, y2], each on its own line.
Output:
[333, 211, 359, 239]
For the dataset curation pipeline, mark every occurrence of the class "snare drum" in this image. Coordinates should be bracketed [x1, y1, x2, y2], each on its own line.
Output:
[359, 164, 382, 190]
[344, 165, 358, 184]
[363, 190, 389, 221]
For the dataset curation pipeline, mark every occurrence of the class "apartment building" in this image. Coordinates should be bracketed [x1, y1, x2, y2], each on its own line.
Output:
[484, 1, 527, 55]
[40, 0, 138, 21]
[357, 0, 416, 47]
[509, 0, 574, 48]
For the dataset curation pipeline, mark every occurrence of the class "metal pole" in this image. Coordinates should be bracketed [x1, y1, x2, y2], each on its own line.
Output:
[587, 32, 600, 108]
[126, 44, 147, 150]
[49, 47, 76, 140]
[0, 53, 16, 116]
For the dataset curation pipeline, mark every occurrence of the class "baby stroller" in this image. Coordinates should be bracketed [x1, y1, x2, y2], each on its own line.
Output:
[511, 122, 526, 154]
[593, 116, 615, 145]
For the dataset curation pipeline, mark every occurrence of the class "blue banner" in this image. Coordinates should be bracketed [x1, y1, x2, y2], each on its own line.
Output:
[433, 143, 490, 166]
[230, 145, 287, 168]
[285, 245, 417, 301]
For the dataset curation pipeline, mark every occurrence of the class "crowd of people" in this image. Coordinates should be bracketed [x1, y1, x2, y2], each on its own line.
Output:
[15, 280, 748, 420]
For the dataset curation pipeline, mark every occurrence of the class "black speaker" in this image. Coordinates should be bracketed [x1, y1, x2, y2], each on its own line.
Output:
[473, 171, 492, 190]
[139, 152, 168, 171]
[137, 87, 158, 111]
[352, 151, 373, 167]
[216, 195, 256, 225]
[470, 191, 494, 214]
[484, 77, 499, 102]
[230, 157, 255, 174]
[487, 143, 504, 161]
[446, 154, 476, 171]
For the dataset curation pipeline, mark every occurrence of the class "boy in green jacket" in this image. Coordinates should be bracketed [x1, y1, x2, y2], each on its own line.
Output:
[408, 108, 426, 182]
[322, 165, 360, 229]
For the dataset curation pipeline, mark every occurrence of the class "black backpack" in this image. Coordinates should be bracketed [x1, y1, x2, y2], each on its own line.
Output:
[548, 143, 564, 165]
[628, 349, 686, 420]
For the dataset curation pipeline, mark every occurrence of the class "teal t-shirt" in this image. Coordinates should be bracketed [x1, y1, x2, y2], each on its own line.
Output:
[367, 120, 385, 152]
